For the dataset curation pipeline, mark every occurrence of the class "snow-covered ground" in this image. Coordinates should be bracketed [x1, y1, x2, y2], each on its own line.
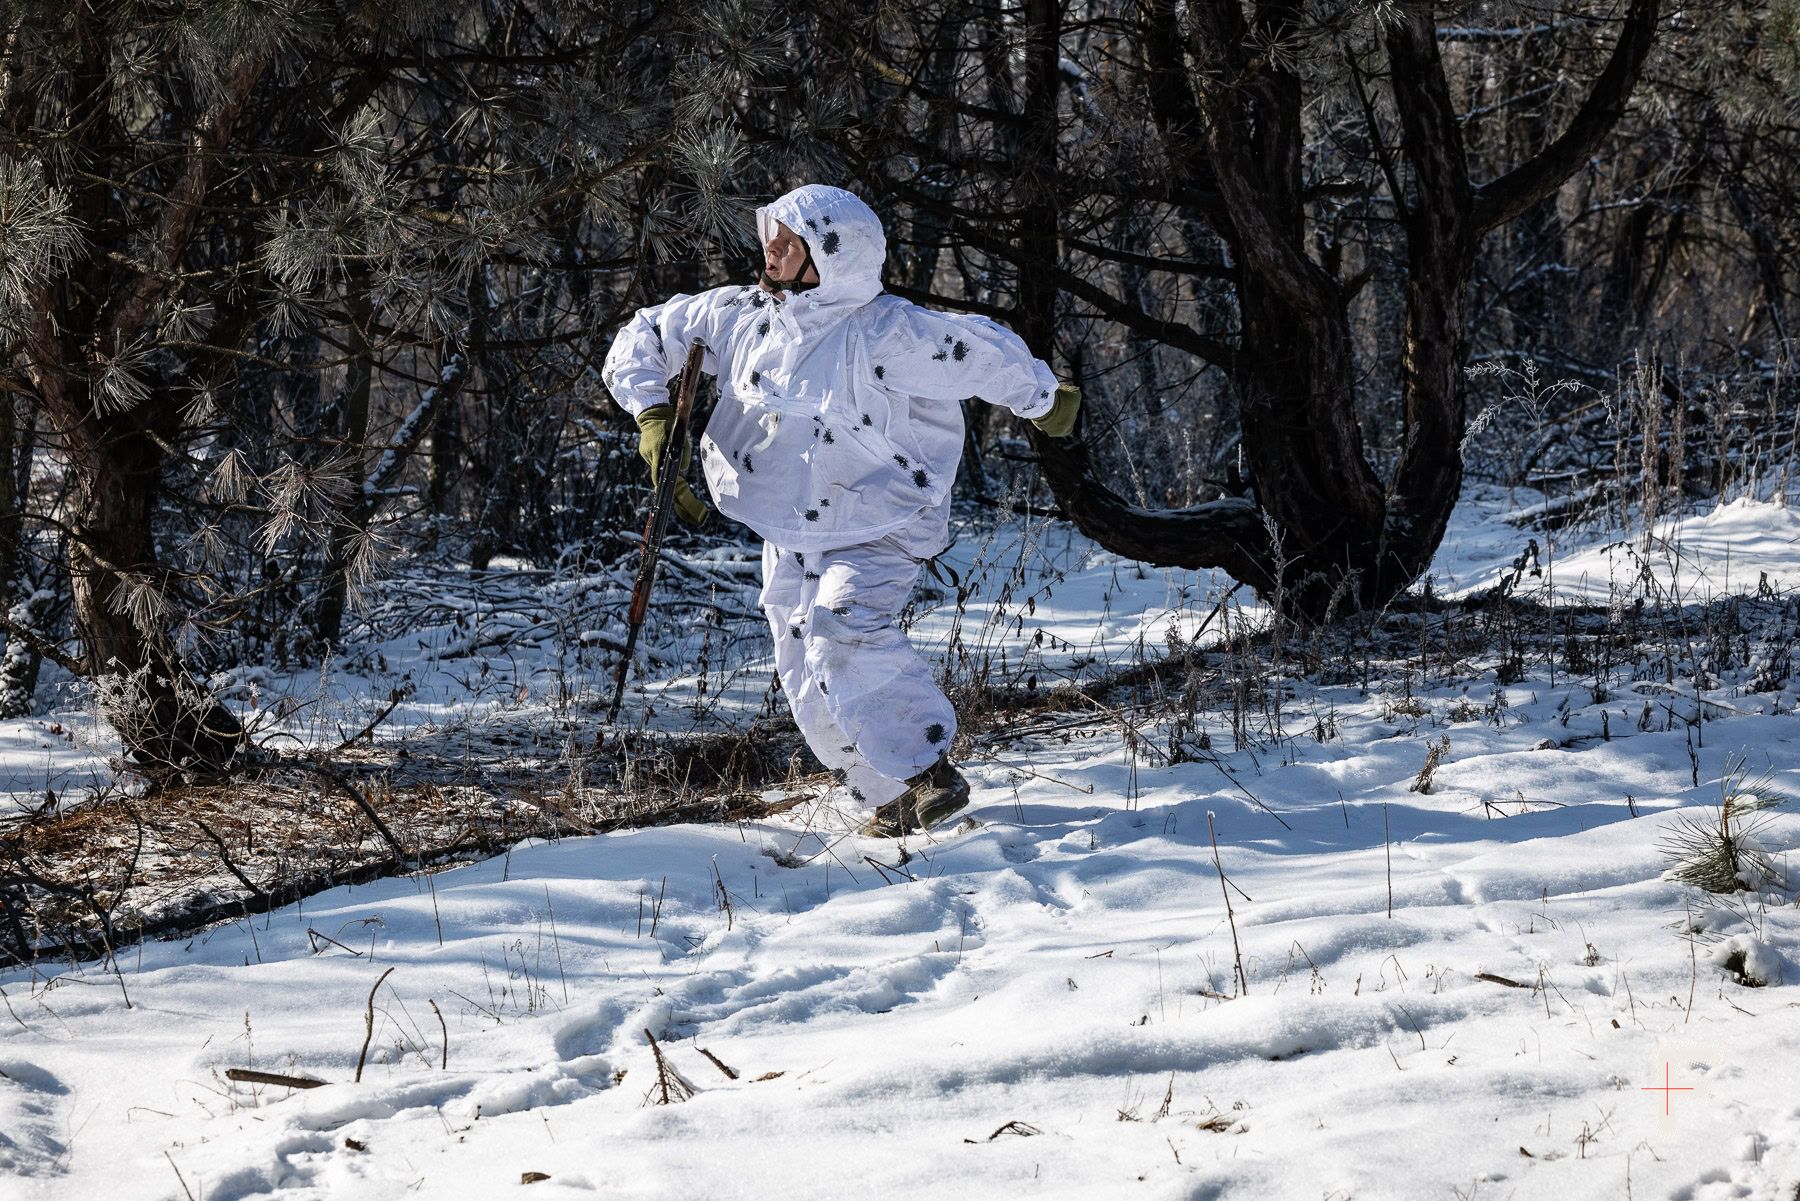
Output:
[5, 489, 1800, 1200]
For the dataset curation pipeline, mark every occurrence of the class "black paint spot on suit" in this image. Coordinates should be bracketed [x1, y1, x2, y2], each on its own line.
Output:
[893, 453, 909, 468]
[874, 365, 885, 379]
[749, 370, 760, 386]
[750, 292, 766, 307]
[806, 218, 818, 231]
[743, 454, 754, 472]
[819, 498, 830, 508]
[861, 414, 873, 426]
[850, 786, 865, 803]
[821, 231, 840, 255]
[757, 321, 769, 336]
[818, 680, 828, 694]
[804, 570, 820, 581]
[932, 349, 948, 361]
[912, 469, 929, 488]
[790, 626, 802, 639]
[925, 723, 946, 745]
[822, 428, 834, 444]
[822, 215, 833, 225]
[795, 552, 804, 565]
[805, 509, 819, 522]
[952, 340, 968, 362]
[831, 605, 850, 615]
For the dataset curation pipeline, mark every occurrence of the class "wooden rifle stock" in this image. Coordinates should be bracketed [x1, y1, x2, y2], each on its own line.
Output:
[608, 340, 706, 723]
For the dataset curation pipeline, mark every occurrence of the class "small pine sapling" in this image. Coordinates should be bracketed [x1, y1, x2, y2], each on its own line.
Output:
[1661, 752, 1789, 893]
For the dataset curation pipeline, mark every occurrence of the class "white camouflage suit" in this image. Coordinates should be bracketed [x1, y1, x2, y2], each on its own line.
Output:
[603, 185, 1058, 807]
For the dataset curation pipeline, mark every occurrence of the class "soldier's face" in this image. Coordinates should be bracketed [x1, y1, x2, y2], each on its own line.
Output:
[761, 222, 819, 290]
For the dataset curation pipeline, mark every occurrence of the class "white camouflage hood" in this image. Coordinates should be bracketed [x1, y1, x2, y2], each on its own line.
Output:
[755, 185, 886, 330]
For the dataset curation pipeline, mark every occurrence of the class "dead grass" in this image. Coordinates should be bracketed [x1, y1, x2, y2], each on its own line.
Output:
[1, 720, 823, 968]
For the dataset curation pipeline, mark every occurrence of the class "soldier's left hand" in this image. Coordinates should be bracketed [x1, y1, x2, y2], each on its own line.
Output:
[1032, 383, 1082, 439]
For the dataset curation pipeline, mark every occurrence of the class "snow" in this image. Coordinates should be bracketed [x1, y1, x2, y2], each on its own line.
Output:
[1437, 491, 1800, 605]
[5, 491, 1800, 1200]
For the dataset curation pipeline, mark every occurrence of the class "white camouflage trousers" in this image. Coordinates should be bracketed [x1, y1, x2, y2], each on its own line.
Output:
[761, 532, 956, 807]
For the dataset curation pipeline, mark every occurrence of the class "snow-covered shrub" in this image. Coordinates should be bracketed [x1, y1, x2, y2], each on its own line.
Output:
[0, 588, 54, 718]
[1709, 934, 1783, 987]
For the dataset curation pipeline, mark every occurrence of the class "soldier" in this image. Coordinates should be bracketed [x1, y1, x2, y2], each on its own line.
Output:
[604, 185, 1079, 835]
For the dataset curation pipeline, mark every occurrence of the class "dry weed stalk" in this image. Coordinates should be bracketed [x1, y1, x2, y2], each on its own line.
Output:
[1410, 735, 1451, 794]
[355, 967, 397, 1083]
[642, 1029, 694, 1104]
[1207, 811, 1248, 996]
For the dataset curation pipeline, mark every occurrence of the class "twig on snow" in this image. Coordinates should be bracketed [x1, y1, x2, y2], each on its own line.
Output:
[694, 1042, 739, 1080]
[333, 687, 408, 752]
[195, 819, 266, 900]
[356, 967, 396, 1082]
[1207, 811, 1249, 996]
[225, 1068, 327, 1090]
[429, 998, 448, 1069]
[963, 1120, 1043, 1143]
[164, 1151, 197, 1201]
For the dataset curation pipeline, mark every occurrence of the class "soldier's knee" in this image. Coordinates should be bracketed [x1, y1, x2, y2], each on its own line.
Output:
[805, 599, 892, 643]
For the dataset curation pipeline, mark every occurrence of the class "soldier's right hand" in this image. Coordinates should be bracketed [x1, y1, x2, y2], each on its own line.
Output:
[635, 405, 709, 526]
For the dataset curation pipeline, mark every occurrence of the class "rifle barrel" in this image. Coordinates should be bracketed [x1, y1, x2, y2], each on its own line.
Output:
[608, 340, 706, 723]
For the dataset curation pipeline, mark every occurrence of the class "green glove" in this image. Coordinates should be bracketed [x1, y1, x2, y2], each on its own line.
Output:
[635, 405, 709, 526]
[1032, 383, 1082, 439]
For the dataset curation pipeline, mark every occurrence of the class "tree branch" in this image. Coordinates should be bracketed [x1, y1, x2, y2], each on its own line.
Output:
[1027, 427, 1274, 588]
[362, 346, 469, 499]
[102, 50, 269, 345]
[875, 181, 1239, 369]
[0, 613, 84, 678]
[1472, 0, 1662, 233]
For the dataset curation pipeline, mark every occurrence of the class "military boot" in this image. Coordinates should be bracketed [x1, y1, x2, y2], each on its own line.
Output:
[862, 755, 970, 837]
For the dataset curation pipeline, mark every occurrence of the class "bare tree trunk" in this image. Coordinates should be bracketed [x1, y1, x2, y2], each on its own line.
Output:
[315, 266, 374, 647]
[467, 263, 525, 573]
[57, 390, 245, 773]
[0, 394, 42, 717]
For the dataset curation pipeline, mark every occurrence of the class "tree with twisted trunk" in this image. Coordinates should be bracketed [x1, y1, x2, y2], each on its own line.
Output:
[819, 0, 1663, 618]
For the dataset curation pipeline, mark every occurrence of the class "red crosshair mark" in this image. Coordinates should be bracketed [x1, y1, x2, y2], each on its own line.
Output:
[1642, 1062, 1695, 1115]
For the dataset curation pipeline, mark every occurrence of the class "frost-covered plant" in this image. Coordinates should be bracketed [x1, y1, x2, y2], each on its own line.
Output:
[1662, 752, 1790, 893]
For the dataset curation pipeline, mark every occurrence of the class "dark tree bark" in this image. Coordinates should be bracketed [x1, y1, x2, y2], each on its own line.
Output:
[18, 35, 265, 775]
[315, 266, 375, 647]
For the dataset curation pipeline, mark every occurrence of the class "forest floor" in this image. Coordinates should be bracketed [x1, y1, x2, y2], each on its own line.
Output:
[4, 487, 1800, 1200]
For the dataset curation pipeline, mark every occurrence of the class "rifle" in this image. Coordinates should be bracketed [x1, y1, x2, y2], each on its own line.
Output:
[608, 339, 706, 723]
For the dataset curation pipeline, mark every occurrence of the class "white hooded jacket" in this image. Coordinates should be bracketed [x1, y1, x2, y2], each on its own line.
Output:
[603, 185, 1058, 551]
